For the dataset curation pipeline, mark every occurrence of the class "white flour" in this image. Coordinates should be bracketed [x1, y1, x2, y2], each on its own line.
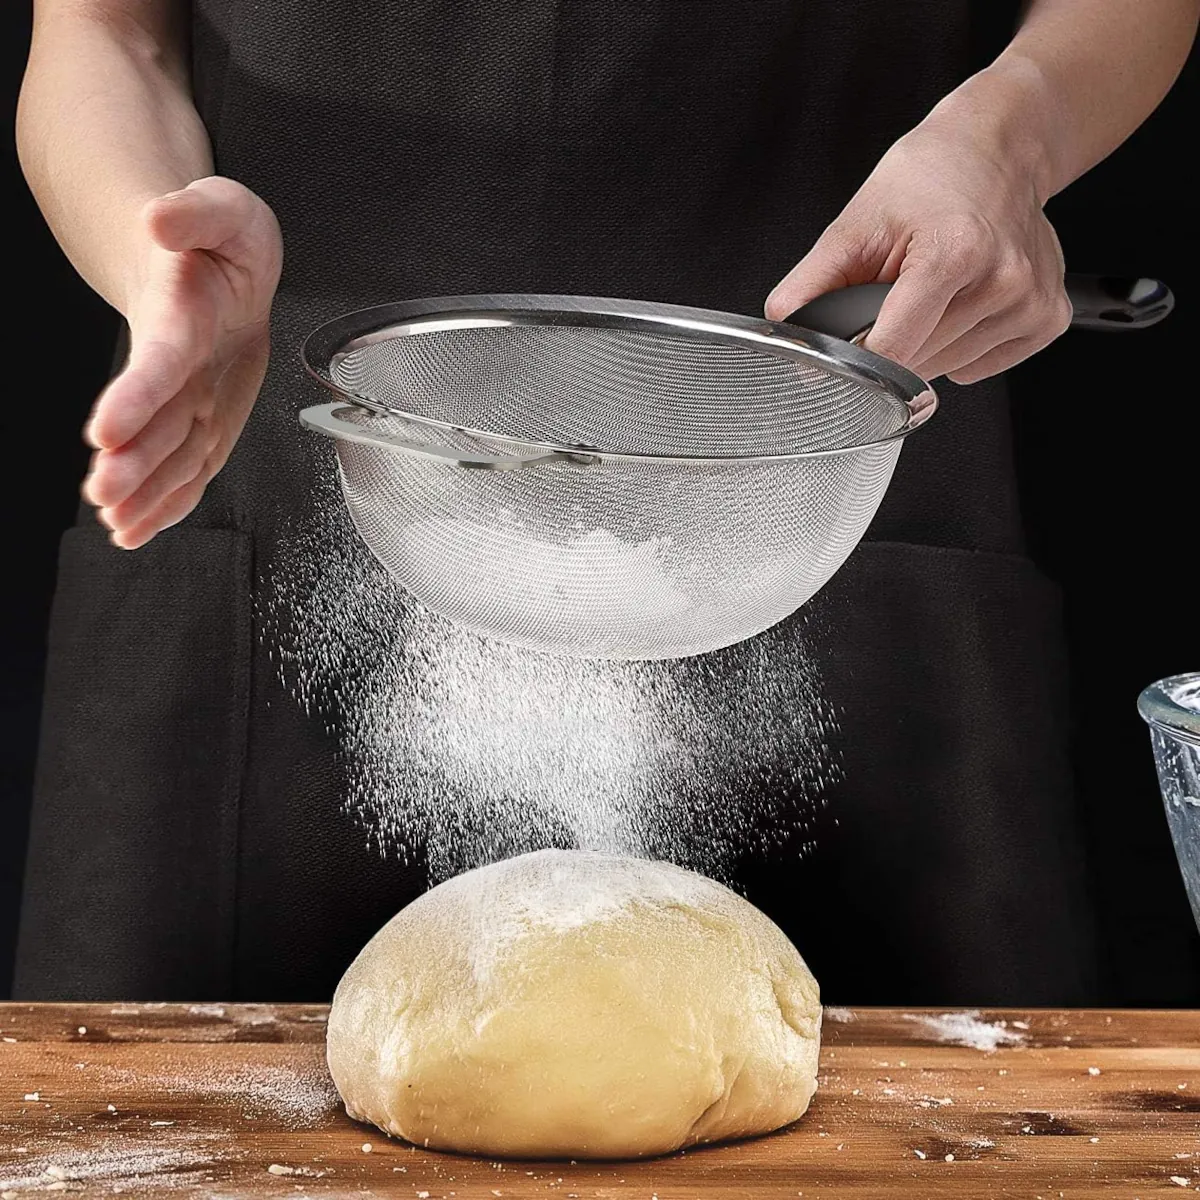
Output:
[94, 1057, 339, 1129]
[264, 479, 839, 882]
[904, 1011, 1028, 1052]
[0, 1145, 222, 1191]
[398, 519, 694, 628]
[474, 848, 724, 934]
[445, 849, 742, 984]
[823, 1007, 856, 1023]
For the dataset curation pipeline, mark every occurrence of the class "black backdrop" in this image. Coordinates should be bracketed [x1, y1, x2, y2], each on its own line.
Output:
[3, 5, 1197, 1003]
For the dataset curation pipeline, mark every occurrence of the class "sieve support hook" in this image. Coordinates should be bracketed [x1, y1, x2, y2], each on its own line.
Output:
[299, 403, 599, 471]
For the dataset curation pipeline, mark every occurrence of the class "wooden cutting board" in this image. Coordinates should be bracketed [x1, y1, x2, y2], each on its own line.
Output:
[1, 1004, 1197, 1198]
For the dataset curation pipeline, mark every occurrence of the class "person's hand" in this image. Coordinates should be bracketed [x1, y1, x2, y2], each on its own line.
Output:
[82, 176, 283, 548]
[765, 120, 1071, 383]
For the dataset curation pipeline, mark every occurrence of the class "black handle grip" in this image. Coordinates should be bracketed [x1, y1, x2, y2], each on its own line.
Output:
[787, 283, 893, 343]
[789, 274, 1174, 342]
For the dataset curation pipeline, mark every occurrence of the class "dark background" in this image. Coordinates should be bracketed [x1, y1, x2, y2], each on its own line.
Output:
[3, 7, 1197, 1003]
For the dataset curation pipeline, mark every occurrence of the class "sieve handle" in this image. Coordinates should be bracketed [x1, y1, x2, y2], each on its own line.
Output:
[790, 273, 1174, 342]
[299, 403, 596, 471]
[1060, 274, 1174, 330]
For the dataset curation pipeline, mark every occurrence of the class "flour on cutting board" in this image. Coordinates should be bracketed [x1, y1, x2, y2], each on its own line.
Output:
[0, 1048, 338, 1195]
[903, 1010, 1028, 1052]
[0, 1144, 225, 1192]
[95, 1057, 339, 1129]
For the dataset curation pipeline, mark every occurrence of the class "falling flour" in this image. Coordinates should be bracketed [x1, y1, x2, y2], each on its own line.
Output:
[262, 469, 840, 883]
[904, 1011, 1028, 1052]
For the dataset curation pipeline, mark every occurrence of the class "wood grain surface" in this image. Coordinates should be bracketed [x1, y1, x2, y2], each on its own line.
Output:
[1, 1004, 1197, 1198]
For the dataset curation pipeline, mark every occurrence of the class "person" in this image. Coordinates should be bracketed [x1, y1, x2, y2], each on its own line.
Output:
[14, 0, 1198, 1004]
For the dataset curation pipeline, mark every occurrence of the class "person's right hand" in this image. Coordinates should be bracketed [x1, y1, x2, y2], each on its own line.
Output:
[82, 176, 283, 549]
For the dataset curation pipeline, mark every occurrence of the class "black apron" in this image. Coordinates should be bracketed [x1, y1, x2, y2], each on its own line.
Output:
[16, 0, 1098, 1005]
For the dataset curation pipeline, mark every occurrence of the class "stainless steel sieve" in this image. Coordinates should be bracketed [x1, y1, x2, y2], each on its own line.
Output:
[299, 277, 1172, 660]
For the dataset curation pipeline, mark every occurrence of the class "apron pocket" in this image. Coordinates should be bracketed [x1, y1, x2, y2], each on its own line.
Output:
[14, 523, 252, 1000]
[747, 539, 1096, 1006]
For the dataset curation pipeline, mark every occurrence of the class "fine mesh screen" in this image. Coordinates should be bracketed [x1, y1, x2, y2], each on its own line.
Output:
[308, 311, 929, 659]
[330, 408, 902, 658]
[331, 323, 906, 456]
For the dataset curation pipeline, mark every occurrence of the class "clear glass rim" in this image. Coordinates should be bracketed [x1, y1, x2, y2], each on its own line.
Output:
[1137, 672, 1200, 747]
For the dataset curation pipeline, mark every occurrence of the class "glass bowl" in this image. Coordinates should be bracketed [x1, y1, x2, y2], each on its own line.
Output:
[1138, 672, 1200, 934]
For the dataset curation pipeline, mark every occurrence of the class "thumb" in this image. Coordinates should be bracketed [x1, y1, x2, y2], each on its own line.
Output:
[764, 219, 890, 322]
[142, 176, 270, 261]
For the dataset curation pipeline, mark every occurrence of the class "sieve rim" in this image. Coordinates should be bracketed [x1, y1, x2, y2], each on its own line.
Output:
[300, 294, 938, 464]
[1138, 673, 1200, 748]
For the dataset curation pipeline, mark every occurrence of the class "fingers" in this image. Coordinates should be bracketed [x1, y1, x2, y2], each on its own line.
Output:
[109, 472, 212, 551]
[860, 258, 972, 365]
[768, 164, 1071, 380]
[938, 335, 1042, 385]
[765, 220, 895, 321]
[858, 214, 1012, 365]
[908, 310, 1014, 380]
[102, 420, 227, 550]
[911, 285, 1071, 381]
[111, 403, 244, 549]
[85, 339, 194, 451]
[844, 225, 1068, 379]
[85, 353, 205, 479]
[895, 283, 999, 370]
[96, 413, 219, 530]
[94, 331, 268, 549]
[907, 296, 1070, 379]
[943, 330, 1060, 385]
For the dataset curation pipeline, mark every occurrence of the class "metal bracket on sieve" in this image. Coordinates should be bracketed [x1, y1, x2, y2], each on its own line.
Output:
[299, 403, 601, 471]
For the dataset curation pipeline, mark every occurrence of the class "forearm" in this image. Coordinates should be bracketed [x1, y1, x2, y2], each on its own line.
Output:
[918, 0, 1199, 203]
[16, 0, 213, 314]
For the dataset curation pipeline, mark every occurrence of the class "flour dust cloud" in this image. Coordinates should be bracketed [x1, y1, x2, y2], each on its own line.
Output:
[264, 476, 840, 883]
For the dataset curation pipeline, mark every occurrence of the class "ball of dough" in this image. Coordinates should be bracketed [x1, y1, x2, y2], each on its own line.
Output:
[326, 849, 821, 1159]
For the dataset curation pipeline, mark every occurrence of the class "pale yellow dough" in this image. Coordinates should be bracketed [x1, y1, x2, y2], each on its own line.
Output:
[326, 849, 821, 1159]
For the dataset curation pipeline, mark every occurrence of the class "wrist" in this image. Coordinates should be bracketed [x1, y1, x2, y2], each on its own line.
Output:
[917, 55, 1063, 205]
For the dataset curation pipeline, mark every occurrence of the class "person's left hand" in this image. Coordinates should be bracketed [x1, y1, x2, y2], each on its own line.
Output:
[765, 120, 1072, 383]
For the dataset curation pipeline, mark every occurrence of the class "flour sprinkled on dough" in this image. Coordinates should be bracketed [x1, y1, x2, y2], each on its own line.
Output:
[327, 850, 822, 1159]
[456, 850, 735, 985]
